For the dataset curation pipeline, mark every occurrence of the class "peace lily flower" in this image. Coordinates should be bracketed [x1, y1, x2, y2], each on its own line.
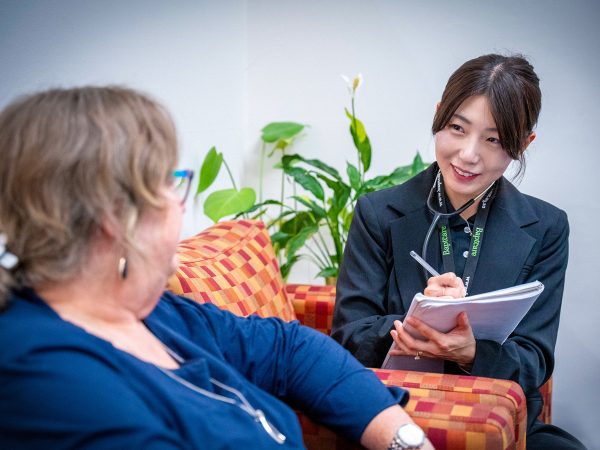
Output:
[341, 73, 363, 97]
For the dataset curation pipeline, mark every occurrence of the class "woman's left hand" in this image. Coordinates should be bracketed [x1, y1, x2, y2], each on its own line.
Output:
[389, 312, 476, 368]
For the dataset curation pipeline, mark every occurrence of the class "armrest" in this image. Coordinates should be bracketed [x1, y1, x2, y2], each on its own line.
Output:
[286, 284, 528, 449]
[298, 394, 518, 450]
[373, 369, 526, 450]
[285, 284, 335, 335]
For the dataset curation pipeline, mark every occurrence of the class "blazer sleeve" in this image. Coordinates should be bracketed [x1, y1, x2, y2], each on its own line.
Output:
[331, 195, 405, 368]
[470, 209, 569, 396]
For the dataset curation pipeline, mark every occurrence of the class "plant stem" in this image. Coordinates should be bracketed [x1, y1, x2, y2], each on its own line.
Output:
[259, 141, 265, 202]
[351, 95, 363, 182]
[305, 245, 328, 270]
[223, 160, 238, 191]
[312, 230, 333, 266]
[276, 148, 287, 223]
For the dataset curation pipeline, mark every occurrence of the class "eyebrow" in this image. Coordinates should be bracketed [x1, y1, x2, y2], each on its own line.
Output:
[453, 113, 498, 132]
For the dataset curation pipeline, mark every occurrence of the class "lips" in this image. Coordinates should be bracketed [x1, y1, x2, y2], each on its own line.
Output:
[451, 164, 479, 181]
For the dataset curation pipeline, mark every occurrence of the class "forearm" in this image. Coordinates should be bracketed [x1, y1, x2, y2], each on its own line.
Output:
[361, 405, 435, 450]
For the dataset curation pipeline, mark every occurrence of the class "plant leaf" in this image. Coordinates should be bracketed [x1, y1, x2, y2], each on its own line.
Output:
[196, 147, 223, 196]
[291, 196, 326, 219]
[316, 267, 338, 278]
[285, 167, 325, 200]
[411, 151, 429, 174]
[286, 224, 319, 258]
[204, 188, 256, 223]
[282, 154, 341, 180]
[346, 163, 361, 190]
[345, 108, 367, 143]
[261, 122, 305, 143]
[279, 255, 300, 280]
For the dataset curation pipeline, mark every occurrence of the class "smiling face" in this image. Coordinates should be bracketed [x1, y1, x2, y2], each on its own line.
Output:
[435, 95, 515, 210]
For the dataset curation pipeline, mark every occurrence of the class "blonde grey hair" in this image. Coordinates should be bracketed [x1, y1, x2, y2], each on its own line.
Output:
[0, 86, 178, 307]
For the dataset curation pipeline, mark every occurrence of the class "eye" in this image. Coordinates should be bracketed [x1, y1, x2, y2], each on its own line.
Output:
[448, 123, 464, 133]
[487, 137, 502, 145]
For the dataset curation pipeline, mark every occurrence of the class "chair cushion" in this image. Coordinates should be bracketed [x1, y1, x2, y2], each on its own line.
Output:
[168, 220, 296, 321]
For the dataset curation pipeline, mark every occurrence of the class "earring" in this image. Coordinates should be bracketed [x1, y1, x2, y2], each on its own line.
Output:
[118, 256, 128, 280]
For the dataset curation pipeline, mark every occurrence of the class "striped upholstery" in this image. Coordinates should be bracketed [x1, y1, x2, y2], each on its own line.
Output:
[286, 284, 336, 335]
[300, 395, 517, 450]
[375, 370, 526, 450]
[168, 220, 296, 321]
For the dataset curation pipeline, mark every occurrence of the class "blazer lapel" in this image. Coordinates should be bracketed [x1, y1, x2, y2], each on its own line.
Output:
[468, 178, 539, 295]
[386, 164, 440, 308]
[389, 208, 434, 309]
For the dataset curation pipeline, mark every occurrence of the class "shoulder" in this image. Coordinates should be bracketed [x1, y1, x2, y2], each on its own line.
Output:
[495, 179, 568, 233]
[0, 291, 113, 367]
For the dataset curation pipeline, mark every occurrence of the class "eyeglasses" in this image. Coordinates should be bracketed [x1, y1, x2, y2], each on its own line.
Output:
[172, 169, 195, 204]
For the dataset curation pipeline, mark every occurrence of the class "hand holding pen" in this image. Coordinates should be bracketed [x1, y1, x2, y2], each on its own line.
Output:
[410, 250, 466, 298]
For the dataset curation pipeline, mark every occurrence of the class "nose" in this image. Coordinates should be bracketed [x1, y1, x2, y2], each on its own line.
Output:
[458, 136, 481, 165]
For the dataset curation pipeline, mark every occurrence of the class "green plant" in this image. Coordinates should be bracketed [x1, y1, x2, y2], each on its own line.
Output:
[194, 146, 256, 223]
[195, 75, 428, 281]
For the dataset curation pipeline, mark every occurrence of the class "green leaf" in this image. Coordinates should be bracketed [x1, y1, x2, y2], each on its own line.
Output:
[286, 224, 318, 258]
[346, 163, 361, 190]
[341, 208, 354, 234]
[411, 151, 429, 174]
[281, 154, 341, 180]
[388, 165, 413, 185]
[331, 183, 351, 216]
[204, 188, 256, 223]
[345, 108, 367, 143]
[345, 109, 372, 171]
[279, 255, 300, 280]
[285, 167, 324, 200]
[280, 211, 316, 234]
[316, 267, 338, 278]
[196, 147, 223, 196]
[270, 231, 291, 247]
[292, 196, 326, 219]
[261, 122, 305, 143]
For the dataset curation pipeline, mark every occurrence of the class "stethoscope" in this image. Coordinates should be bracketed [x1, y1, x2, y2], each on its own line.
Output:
[420, 170, 496, 279]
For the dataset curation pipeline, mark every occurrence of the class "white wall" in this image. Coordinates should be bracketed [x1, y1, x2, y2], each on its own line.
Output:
[1, 1, 598, 447]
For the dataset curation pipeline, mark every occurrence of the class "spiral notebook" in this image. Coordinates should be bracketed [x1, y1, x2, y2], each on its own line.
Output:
[381, 281, 544, 371]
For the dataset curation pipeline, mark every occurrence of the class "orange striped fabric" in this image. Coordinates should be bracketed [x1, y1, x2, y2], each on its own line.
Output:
[375, 370, 526, 450]
[168, 220, 296, 321]
[285, 284, 336, 335]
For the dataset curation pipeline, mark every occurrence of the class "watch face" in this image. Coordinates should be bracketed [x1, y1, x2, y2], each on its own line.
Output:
[398, 423, 425, 447]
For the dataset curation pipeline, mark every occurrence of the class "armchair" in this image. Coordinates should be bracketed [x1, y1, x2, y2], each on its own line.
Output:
[168, 220, 550, 450]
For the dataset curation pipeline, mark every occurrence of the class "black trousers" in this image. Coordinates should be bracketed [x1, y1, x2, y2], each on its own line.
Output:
[527, 421, 587, 450]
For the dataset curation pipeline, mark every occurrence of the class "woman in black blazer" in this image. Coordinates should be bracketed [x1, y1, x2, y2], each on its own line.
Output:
[332, 54, 585, 450]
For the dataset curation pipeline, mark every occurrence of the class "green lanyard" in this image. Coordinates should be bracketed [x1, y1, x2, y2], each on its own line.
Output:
[436, 176, 497, 294]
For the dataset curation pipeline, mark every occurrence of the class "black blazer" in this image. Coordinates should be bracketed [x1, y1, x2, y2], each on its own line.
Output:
[332, 164, 569, 429]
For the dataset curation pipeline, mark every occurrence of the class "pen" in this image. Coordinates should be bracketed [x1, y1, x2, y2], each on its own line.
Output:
[410, 250, 440, 277]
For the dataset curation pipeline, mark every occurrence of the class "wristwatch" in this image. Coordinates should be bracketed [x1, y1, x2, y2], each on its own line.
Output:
[387, 423, 425, 450]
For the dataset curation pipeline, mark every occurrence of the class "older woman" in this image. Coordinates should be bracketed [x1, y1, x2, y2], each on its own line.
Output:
[0, 87, 432, 450]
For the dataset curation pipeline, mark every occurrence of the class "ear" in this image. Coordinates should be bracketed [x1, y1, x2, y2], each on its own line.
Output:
[522, 132, 536, 151]
[99, 216, 120, 239]
[435, 101, 441, 112]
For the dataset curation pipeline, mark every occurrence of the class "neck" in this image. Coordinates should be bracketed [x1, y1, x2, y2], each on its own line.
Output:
[37, 274, 141, 328]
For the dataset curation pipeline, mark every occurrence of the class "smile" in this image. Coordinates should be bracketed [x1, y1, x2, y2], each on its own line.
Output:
[452, 165, 479, 178]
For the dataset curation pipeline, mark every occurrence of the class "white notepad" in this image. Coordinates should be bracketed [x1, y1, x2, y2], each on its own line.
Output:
[381, 281, 544, 371]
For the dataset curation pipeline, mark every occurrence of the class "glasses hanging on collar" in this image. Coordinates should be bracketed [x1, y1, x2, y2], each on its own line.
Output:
[420, 171, 495, 280]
